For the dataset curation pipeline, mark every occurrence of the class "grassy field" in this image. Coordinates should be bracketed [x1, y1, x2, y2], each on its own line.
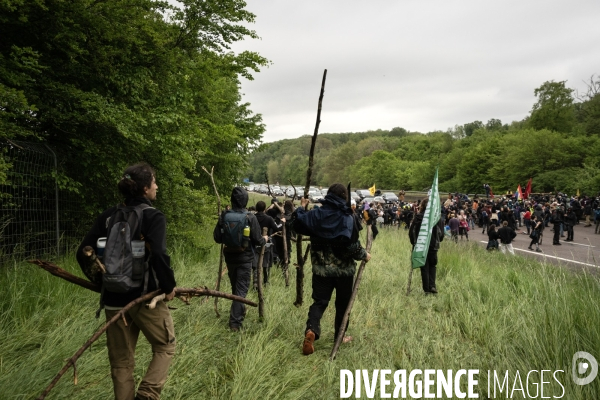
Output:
[1, 218, 600, 399]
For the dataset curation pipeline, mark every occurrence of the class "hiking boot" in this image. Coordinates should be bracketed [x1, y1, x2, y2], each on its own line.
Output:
[527, 246, 533, 250]
[535, 248, 542, 252]
[430, 287, 438, 294]
[303, 330, 315, 355]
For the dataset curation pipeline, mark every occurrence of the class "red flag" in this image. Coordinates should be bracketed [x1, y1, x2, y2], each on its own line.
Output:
[524, 178, 532, 199]
[489, 187, 494, 198]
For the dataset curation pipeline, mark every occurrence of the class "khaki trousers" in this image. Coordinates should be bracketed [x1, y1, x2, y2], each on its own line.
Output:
[105, 301, 176, 400]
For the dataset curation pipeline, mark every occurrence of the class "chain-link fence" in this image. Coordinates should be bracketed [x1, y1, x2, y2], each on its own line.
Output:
[0, 139, 86, 264]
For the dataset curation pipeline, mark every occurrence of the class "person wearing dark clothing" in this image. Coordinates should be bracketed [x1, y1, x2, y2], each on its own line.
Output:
[564, 207, 577, 241]
[77, 163, 176, 400]
[409, 198, 444, 294]
[551, 207, 564, 245]
[486, 225, 499, 250]
[214, 187, 267, 331]
[254, 201, 284, 286]
[528, 216, 543, 252]
[266, 199, 284, 262]
[448, 214, 459, 243]
[364, 202, 379, 239]
[497, 221, 517, 255]
[292, 184, 370, 355]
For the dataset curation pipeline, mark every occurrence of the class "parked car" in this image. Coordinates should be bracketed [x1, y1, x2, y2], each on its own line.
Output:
[308, 189, 323, 203]
[356, 189, 371, 199]
[349, 191, 361, 203]
[382, 192, 399, 203]
[320, 188, 328, 197]
[271, 186, 284, 196]
[362, 197, 374, 205]
[373, 196, 385, 204]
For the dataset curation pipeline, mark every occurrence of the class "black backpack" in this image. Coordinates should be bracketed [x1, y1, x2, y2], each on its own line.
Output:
[221, 210, 250, 252]
[103, 204, 152, 293]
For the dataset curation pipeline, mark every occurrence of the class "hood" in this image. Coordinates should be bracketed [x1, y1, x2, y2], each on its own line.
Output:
[231, 187, 248, 210]
[295, 193, 353, 240]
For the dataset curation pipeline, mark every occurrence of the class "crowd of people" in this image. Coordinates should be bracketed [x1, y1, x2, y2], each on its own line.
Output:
[75, 163, 600, 399]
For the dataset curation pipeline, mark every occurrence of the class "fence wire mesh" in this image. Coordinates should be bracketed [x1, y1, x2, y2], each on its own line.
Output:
[1, 139, 86, 264]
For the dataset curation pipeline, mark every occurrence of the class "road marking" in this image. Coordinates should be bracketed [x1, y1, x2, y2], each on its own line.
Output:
[478, 241, 599, 268]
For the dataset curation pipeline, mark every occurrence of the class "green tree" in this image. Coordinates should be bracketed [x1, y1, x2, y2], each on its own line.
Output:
[1, 0, 267, 243]
[528, 80, 575, 133]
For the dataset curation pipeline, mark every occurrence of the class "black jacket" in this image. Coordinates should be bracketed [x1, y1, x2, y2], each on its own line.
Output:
[497, 226, 517, 244]
[77, 196, 176, 307]
[213, 187, 266, 264]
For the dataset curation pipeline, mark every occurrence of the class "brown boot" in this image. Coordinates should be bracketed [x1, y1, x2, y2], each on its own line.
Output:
[303, 330, 315, 355]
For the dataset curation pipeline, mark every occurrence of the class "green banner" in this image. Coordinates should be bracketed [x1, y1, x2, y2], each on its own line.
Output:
[411, 168, 441, 269]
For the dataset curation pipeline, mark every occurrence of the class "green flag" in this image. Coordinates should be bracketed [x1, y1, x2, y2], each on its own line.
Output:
[411, 168, 441, 269]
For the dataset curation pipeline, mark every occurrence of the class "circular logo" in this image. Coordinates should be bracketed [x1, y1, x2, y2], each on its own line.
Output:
[572, 351, 598, 386]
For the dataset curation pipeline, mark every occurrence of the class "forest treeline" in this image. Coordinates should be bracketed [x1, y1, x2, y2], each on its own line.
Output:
[247, 78, 600, 196]
[1, 0, 267, 243]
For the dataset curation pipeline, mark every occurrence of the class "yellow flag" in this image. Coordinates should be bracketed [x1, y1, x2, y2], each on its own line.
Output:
[369, 184, 376, 196]
[576, 188, 580, 197]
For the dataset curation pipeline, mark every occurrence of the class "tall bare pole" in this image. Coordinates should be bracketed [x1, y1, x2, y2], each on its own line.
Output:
[201, 166, 225, 317]
[294, 69, 327, 307]
[329, 225, 373, 361]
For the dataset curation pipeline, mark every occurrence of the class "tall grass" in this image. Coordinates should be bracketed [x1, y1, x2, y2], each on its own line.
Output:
[1, 224, 599, 399]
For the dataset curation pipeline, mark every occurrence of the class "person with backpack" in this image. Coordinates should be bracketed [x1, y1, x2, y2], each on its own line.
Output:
[214, 187, 267, 331]
[254, 200, 284, 287]
[293, 184, 370, 355]
[76, 163, 176, 400]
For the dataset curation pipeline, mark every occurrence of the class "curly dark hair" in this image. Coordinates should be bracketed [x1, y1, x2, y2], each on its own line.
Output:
[117, 163, 155, 198]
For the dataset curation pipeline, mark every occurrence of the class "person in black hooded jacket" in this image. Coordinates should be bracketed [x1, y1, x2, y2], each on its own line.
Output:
[214, 187, 267, 331]
[409, 198, 444, 294]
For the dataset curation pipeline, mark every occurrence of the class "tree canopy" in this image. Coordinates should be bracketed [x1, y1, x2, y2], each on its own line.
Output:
[1, 0, 268, 243]
[247, 78, 600, 196]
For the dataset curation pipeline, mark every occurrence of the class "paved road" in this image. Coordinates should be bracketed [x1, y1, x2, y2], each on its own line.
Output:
[467, 222, 600, 275]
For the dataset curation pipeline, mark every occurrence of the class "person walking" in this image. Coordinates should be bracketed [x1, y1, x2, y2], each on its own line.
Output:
[409, 198, 445, 294]
[254, 200, 284, 287]
[77, 163, 177, 400]
[498, 221, 517, 255]
[528, 215, 543, 252]
[293, 184, 370, 355]
[551, 206, 564, 245]
[448, 213, 459, 243]
[214, 187, 267, 331]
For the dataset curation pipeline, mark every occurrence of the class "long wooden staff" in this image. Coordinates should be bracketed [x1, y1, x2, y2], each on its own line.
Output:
[329, 225, 373, 361]
[294, 68, 327, 307]
[282, 222, 290, 286]
[30, 261, 257, 400]
[256, 227, 268, 320]
[201, 166, 225, 317]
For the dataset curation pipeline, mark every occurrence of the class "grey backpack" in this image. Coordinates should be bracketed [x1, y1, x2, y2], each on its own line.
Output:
[103, 203, 152, 293]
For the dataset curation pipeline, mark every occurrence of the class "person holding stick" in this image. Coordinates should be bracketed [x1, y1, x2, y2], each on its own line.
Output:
[291, 183, 370, 355]
[214, 187, 267, 331]
[76, 163, 176, 400]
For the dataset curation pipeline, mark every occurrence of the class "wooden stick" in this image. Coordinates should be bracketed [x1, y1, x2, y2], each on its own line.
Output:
[288, 179, 297, 202]
[406, 258, 414, 296]
[30, 259, 101, 293]
[295, 69, 327, 307]
[265, 172, 272, 198]
[201, 165, 224, 318]
[29, 260, 256, 305]
[36, 287, 257, 400]
[282, 223, 289, 287]
[256, 227, 268, 320]
[330, 225, 373, 361]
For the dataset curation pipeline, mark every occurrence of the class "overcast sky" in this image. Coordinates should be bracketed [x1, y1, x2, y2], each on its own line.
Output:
[229, 0, 600, 142]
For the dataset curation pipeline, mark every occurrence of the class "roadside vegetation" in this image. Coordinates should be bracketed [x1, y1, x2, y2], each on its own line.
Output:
[2, 221, 599, 399]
